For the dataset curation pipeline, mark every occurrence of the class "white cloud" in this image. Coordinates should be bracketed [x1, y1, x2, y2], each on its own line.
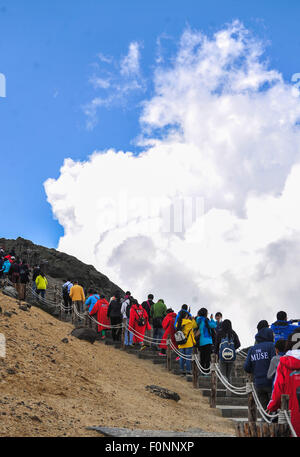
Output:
[46, 21, 300, 347]
[83, 42, 145, 130]
[120, 41, 141, 76]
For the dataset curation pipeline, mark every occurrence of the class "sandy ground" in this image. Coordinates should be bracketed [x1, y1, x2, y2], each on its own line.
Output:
[0, 292, 235, 437]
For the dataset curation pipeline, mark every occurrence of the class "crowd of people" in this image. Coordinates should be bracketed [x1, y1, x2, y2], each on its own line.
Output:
[1, 245, 300, 436]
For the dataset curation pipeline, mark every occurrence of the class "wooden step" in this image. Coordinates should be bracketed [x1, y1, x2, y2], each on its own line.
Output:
[217, 405, 248, 418]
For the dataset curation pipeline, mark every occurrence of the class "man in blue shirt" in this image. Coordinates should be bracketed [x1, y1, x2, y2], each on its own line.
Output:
[270, 311, 300, 343]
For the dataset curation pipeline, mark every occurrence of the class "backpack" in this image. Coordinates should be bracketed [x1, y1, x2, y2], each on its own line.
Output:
[135, 308, 146, 326]
[174, 327, 193, 345]
[219, 335, 236, 362]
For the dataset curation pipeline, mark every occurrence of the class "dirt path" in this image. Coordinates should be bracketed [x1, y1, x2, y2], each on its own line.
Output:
[0, 293, 235, 437]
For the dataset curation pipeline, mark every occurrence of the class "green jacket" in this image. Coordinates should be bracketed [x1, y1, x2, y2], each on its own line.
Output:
[151, 300, 167, 319]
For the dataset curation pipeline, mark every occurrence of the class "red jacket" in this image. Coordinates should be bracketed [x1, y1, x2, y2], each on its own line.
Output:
[267, 350, 300, 437]
[129, 304, 151, 343]
[159, 312, 177, 350]
[89, 298, 110, 332]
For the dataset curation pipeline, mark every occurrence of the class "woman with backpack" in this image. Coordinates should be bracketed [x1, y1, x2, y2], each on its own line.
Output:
[215, 319, 240, 383]
[175, 311, 198, 376]
[196, 308, 217, 372]
[128, 299, 151, 350]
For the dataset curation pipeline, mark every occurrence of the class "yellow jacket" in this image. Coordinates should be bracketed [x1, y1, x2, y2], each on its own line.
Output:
[35, 275, 48, 290]
[177, 318, 198, 349]
[69, 284, 85, 302]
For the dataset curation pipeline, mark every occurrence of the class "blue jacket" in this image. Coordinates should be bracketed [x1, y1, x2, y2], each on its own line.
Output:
[270, 320, 299, 342]
[85, 294, 100, 313]
[196, 316, 217, 346]
[1, 260, 11, 274]
[244, 328, 276, 388]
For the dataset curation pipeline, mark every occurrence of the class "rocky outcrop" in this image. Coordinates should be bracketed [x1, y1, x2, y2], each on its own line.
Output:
[0, 237, 123, 298]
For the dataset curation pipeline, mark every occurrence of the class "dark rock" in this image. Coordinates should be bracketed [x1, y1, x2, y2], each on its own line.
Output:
[19, 305, 29, 312]
[30, 415, 42, 423]
[71, 327, 97, 344]
[2, 286, 18, 299]
[145, 385, 180, 402]
[6, 368, 16, 375]
[4, 312, 12, 318]
[61, 338, 69, 343]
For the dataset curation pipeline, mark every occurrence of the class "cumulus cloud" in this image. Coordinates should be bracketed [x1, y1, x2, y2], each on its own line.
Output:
[45, 21, 300, 346]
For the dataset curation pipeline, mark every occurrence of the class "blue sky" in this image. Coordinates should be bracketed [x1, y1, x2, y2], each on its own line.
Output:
[1, 0, 300, 248]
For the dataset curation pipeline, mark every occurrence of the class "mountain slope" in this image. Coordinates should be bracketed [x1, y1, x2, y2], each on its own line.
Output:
[0, 237, 123, 297]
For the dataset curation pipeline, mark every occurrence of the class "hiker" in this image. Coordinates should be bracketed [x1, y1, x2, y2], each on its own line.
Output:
[107, 290, 123, 341]
[196, 308, 217, 372]
[175, 311, 198, 376]
[141, 294, 155, 320]
[69, 280, 85, 314]
[141, 293, 155, 342]
[244, 326, 275, 410]
[121, 291, 134, 346]
[267, 331, 300, 436]
[32, 265, 40, 291]
[267, 339, 286, 389]
[62, 279, 73, 314]
[19, 260, 30, 300]
[215, 319, 241, 383]
[1, 257, 11, 278]
[89, 294, 110, 339]
[212, 311, 223, 354]
[270, 311, 300, 343]
[84, 288, 100, 312]
[129, 299, 151, 350]
[174, 304, 192, 328]
[158, 308, 177, 356]
[150, 299, 167, 349]
[9, 257, 21, 283]
[35, 270, 48, 299]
